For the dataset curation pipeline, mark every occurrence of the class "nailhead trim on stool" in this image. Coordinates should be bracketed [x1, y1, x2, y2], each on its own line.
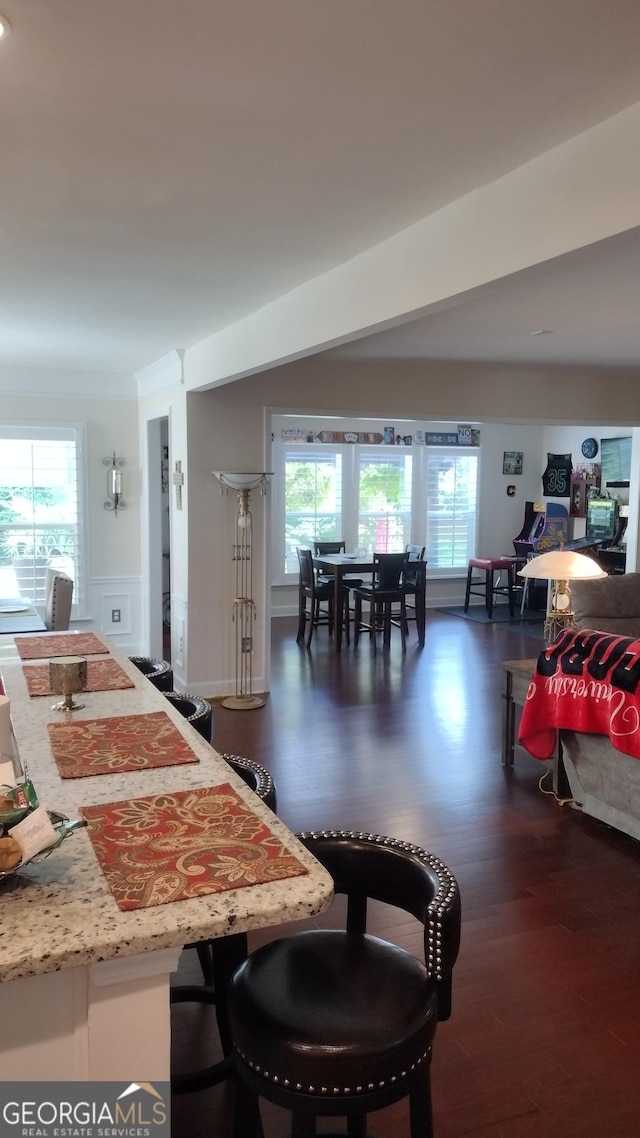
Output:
[228, 829, 461, 1138]
[163, 691, 213, 741]
[128, 656, 174, 692]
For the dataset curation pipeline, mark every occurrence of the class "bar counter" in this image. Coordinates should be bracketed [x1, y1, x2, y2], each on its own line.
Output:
[0, 632, 333, 1081]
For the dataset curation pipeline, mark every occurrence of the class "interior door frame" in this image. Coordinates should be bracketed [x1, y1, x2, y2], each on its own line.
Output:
[144, 412, 169, 660]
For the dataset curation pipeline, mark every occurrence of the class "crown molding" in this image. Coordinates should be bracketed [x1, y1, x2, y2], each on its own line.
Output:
[135, 349, 185, 398]
[0, 366, 136, 400]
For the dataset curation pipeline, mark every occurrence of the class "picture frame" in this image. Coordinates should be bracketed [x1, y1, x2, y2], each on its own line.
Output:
[570, 474, 587, 518]
[503, 451, 523, 476]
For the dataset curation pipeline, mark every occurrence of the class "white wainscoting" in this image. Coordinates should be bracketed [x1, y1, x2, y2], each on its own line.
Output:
[82, 575, 143, 654]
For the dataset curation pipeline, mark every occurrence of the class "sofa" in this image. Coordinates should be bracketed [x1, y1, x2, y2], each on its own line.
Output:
[571, 571, 640, 638]
[534, 575, 640, 843]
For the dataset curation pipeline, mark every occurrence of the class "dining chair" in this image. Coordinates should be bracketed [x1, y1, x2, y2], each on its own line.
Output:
[43, 570, 74, 631]
[353, 552, 410, 651]
[297, 547, 349, 648]
[403, 545, 427, 646]
[228, 830, 461, 1138]
[314, 540, 347, 588]
[313, 540, 345, 555]
[314, 539, 365, 599]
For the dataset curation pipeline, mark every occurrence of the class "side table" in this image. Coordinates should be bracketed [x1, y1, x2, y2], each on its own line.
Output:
[500, 657, 570, 798]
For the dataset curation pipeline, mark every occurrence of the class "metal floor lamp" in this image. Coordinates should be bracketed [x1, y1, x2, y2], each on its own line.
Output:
[212, 471, 271, 709]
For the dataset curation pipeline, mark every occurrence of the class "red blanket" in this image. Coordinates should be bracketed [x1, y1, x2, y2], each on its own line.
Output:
[518, 628, 640, 761]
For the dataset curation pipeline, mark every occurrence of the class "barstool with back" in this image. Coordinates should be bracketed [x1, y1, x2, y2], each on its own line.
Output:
[228, 829, 461, 1138]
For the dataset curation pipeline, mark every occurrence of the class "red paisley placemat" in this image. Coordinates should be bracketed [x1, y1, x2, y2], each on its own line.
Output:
[47, 710, 200, 779]
[23, 658, 135, 697]
[80, 783, 308, 910]
[15, 632, 108, 660]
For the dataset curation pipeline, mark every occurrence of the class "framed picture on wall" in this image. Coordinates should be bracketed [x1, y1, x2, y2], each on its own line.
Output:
[503, 451, 523, 476]
[570, 474, 587, 518]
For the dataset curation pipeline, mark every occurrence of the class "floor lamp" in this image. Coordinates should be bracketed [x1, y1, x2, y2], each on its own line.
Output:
[518, 549, 607, 643]
[212, 471, 271, 709]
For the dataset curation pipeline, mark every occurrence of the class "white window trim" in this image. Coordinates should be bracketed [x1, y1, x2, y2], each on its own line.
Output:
[0, 421, 89, 617]
[272, 431, 480, 585]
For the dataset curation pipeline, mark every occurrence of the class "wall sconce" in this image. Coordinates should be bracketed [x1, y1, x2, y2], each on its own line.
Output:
[103, 453, 126, 515]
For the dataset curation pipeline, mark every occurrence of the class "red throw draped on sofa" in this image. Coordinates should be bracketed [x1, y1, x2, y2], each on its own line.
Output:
[518, 628, 640, 761]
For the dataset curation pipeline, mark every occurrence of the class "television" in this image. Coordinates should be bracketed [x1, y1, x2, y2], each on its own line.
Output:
[586, 498, 617, 543]
[600, 436, 632, 484]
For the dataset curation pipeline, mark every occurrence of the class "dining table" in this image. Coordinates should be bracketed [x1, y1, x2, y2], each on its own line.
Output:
[0, 597, 46, 634]
[0, 629, 333, 1083]
[312, 553, 427, 651]
[312, 553, 375, 651]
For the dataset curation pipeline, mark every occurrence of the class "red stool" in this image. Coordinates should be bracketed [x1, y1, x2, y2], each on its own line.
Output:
[464, 557, 515, 618]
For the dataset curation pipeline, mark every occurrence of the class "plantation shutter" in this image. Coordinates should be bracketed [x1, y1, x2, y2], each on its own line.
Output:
[425, 450, 478, 569]
[0, 425, 86, 612]
[357, 452, 413, 552]
[283, 448, 343, 574]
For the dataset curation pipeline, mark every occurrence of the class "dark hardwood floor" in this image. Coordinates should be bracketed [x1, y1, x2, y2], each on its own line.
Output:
[171, 611, 640, 1138]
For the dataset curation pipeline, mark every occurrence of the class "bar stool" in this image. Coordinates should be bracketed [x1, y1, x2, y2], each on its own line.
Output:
[163, 691, 213, 741]
[227, 830, 461, 1138]
[464, 557, 515, 618]
[129, 655, 174, 691]
[170, 753, 277, 1095]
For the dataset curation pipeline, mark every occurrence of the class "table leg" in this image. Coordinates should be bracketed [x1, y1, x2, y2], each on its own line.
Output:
[417, 579, 426, 647]
[334, 567, 343, 652]
[502, 671, 515, 767]
[553, 737, 571, 798]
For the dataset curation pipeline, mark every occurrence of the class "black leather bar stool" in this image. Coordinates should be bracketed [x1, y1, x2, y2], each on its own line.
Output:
[129, 655, 174, 692]
[170, 753, 277, 1095]
[163, 691, 213, 741]
[228, 830, 461, 1138]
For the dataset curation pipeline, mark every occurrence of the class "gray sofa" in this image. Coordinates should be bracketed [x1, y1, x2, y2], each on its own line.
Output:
[571, 571, 640, 638]
[557, 573, 640, 842]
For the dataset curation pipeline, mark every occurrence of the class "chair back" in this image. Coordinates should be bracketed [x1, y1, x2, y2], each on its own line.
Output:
[44, 571, 74, 631]
[314, 541, 345, 555]
[373, 551, 408, 592]
[405, 544, 426, 560]
[296, 547, 315, 591]
[298, 830, 461, 1019]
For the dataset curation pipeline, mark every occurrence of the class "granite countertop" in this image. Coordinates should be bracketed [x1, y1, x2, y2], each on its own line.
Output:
[0, 634, 333, 983]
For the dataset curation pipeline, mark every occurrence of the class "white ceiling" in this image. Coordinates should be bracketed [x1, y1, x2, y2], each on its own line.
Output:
[2, 0, 640, 376]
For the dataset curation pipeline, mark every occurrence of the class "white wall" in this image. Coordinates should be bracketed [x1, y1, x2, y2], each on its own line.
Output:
[0, 388, 142, 651]
[179, 357, 640, 696]
[5, 358, 640, 694]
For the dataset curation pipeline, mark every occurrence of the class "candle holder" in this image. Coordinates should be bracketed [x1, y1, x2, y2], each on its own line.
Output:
[49, 656, 88, 712]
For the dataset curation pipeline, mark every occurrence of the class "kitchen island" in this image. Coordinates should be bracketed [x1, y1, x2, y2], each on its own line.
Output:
[0, 632, 333, 1081]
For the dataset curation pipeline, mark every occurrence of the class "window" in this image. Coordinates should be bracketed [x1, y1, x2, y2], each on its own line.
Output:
[0, 425, 86, 612]
[425, 450, 478, 570]
[272, 426, 480, 582]
[358, 452, 412, 552]
[282, 448, 342, 575]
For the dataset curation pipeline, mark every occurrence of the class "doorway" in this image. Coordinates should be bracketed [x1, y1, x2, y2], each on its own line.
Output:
[146, 415, 170, 662]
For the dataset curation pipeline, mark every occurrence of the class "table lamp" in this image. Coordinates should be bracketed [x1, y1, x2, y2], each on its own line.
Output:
[518, 550, 607, 642]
